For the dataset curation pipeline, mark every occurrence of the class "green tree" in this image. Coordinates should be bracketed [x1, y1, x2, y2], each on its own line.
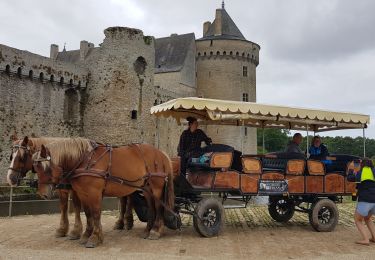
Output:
[257, 129, 290, 153]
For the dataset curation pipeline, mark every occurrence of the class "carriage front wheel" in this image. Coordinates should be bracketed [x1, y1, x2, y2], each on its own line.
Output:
[309, 198, 339, 232]
[193, 198, 225, 237]
[268, 197, 295, 223]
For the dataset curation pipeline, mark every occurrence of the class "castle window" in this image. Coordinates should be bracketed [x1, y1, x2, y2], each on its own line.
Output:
[133, 56, 147, 75]
[29, 70, 33, 79]
[236, 52, 239, 56]
[243, 66, 248, 77]
[5, 65, 10, 75]
[63, 88, 79, 123]
[223, 51, 226, 55]
[50, 75, 54, 82]
[210, 51, 213, 56]
[131, 110, 138, 120]
[230, 51, 233, 55]
[60, 77, 64, 85]
[210, 40, 213, 46]
[216, 51, 220, 55]
[198, 52, 201, 56]
[69, 79, 73, 86]
[244, 127, 248, 136]
[242, 93, 249, 102]
[78, 81, 81, 87]
[17, 67, 22, 78]
[204, 52, 207, 56]
[39, 72, 44, 82]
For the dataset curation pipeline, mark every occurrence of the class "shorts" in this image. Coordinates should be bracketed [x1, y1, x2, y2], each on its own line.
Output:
[356, 202, 375, 217]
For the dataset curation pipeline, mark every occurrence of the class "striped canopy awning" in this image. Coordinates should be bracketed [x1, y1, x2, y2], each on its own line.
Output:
[150, 97, 370, 132]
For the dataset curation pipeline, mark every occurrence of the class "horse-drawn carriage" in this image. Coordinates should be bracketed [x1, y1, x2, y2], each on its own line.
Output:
[148, 97, 370, 236]
[7, 97, 370, 247]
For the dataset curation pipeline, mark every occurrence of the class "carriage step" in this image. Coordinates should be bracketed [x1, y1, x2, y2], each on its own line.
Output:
[226, 196, 245, 200]
[223, 204, 247, 209]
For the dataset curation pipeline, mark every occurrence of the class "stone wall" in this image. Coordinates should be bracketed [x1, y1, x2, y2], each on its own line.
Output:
[0, 73, 83, 181]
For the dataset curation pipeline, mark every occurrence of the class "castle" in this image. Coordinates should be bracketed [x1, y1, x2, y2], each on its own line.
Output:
[0, 3, 260, 180]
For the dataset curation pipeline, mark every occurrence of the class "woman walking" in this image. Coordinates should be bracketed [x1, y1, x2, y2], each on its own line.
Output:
[347, 158, 375, 245]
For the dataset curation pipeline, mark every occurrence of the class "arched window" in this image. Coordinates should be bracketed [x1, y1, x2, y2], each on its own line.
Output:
[60, 77, 64, 85]
[5, 65, 10, 75]
[236, 52, 239, 56]
[29, 70, 33, 79]
[230, 51, 233, 55]
[69, 79, 73, 86]
[242, 52, 245, 57]
[216, 51, 220, 55]
[204, 52, 207, 56]
[39, 72, 44, 82]
[133, 56, 147, 75]
[210, 51, 213, 56]
[198, 52, 201, 56]
[78, 81, 81, 87]
[17, 67, 22, 78]
[50, 75, 54, 82]
[223, 51, 226, 55]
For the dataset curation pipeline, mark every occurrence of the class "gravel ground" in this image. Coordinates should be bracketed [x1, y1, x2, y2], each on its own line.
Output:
[0, 202, 374, 260]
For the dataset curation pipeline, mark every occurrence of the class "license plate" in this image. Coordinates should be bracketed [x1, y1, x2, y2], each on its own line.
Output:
[258, 180, 288, 195]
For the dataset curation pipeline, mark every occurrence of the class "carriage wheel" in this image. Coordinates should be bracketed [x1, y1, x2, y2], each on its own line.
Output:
[309, 199, 339, 232]
[268, 197, 295, 223]
[193, 198, 225, 237]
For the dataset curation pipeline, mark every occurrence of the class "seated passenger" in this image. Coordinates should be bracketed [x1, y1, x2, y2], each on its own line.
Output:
[177, 117, 212, 176]
[285, 133, 303, 154]
[309, 136, 329, 160]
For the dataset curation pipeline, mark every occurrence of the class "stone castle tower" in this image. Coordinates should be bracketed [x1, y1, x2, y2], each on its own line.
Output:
[196, 3, 260, 153]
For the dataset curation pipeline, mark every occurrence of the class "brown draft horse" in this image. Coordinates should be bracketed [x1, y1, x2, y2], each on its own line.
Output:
[6, 136, 83, 239]
[33, 139, 175, 247]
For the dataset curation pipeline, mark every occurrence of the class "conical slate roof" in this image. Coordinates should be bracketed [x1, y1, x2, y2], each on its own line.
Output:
[199, 8, 246, 41]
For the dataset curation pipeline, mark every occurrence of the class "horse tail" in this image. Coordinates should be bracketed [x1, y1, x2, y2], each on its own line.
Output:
[162, 151, 175, 210]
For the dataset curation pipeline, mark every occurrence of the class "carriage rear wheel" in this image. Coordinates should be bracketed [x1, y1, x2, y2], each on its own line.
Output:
[193, 198, 225, 237]
[309, 199, 339, 232]
[268, 197, 295, 223]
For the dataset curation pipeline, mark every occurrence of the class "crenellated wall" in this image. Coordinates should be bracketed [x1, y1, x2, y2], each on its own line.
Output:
[0, 44, 88, 87]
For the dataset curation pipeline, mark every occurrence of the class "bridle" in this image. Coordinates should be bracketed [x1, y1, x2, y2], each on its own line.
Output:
[8, 144, 33, 184]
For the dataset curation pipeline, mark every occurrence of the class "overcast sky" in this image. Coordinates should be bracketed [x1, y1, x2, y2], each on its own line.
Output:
[1, 0, 374, 138]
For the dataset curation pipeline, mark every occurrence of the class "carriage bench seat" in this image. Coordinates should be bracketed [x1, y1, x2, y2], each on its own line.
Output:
[261, 158, 288, 172]
[188, 152, 233, 170]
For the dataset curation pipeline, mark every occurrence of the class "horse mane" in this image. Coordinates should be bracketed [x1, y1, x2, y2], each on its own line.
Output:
[34, 138, 93, 169]
[28, 137, 70, 152]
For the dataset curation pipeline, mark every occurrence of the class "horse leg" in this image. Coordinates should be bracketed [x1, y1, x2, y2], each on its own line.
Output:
[68, 191, 83, 240]
[55, 190, 69, 237]
[142, 190, 156, 239]
[124, 196, 134, 230]
[86, 195, 104, 248]
[79, 204, 93, 245]
[147, 188, 164, 240]
[113, 197, 126, 230]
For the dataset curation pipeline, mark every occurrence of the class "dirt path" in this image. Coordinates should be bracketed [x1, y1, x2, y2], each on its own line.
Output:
[0, 203, 374, 260]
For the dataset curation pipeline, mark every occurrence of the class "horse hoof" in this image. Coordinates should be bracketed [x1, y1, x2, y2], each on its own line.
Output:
[142, 231, 150, 239]
[147, 230, 161, 240]
[113, 221, 124, 230]
[126, 222, 134, 230]
[68, 232, 81, 240]
[79, 237, 89, 245]
[85, 242, 96, 248]
[55, 228, 67, 238]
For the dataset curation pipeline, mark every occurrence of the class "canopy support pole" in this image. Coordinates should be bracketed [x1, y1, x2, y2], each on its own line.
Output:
[363, 128, 366, 157]
[306, 124, 309, 157]
[262, 127, 265, 154]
